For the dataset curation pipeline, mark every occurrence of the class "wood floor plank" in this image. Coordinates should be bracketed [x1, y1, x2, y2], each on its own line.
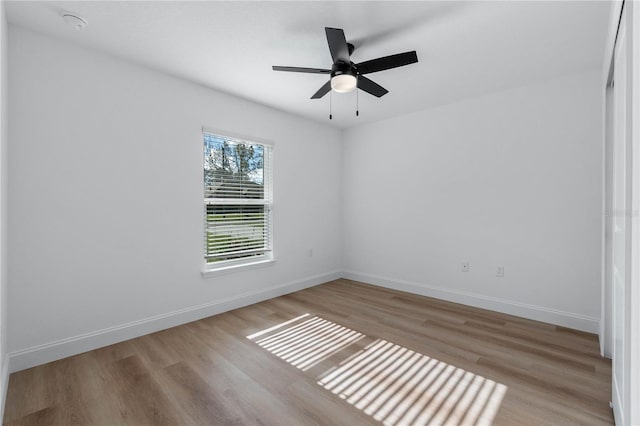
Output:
[3, 280, 613, 425]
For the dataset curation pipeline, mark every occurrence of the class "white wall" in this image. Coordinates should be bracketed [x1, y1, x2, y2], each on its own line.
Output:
[0, 0, 9, 417]
[342, 70, 603, 332]
[6, 22, 606, 374]
[7, 26, 342, 370]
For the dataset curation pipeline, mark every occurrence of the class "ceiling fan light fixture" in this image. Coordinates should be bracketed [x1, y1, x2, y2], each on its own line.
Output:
[331, 74, 357, 93]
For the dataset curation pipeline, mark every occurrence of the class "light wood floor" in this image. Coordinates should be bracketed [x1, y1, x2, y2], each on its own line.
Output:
[3, 279, 613, 425]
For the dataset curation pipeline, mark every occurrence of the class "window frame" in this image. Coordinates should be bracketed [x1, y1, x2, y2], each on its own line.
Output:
[201, 127, 275, 277]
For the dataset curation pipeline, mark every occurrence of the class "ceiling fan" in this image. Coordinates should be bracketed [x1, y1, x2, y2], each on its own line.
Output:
[273, 27, 418, 99]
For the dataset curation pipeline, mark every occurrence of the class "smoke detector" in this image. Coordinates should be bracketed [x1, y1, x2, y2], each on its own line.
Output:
[62, 13, 88, 30]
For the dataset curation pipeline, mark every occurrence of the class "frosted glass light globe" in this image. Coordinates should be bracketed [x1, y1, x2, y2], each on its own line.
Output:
[331, 74, 357, 93]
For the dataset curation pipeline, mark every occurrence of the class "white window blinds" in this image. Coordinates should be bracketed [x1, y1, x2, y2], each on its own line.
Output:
[203, 131, 273, 265]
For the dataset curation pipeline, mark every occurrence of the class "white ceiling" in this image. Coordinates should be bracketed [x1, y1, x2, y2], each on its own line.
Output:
[6, 1, 611, 129]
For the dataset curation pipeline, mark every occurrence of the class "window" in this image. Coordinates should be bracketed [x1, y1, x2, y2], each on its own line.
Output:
[203, 130, 273, 271]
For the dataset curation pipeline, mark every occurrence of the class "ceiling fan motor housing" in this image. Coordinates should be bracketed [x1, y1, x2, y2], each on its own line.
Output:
[330, 62, 356, 78]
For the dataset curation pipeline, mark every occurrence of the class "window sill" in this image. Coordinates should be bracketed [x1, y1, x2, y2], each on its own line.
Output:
[201, 258, 276, 278]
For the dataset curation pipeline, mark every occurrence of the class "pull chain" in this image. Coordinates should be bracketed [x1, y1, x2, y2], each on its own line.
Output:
[329, 90, 333, 120]
[356, 87, 359, 117]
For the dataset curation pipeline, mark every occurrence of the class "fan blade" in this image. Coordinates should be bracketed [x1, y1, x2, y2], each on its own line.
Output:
[311, 81, 332, 99]
[357, 75, 388, 98]
[325, 27, 350, 64]
[356, 51, 418, 75]
[272, 66, 331, 74]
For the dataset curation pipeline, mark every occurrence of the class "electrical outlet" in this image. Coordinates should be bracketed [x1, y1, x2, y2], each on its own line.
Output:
[496, 265, 504, 277]
[461, 262, 469, 272]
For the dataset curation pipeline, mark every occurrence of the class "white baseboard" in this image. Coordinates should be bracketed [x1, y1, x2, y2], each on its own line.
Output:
[0, 356, 9, 422]
[8, 270, 342, 373]
[7, 268, 601, 373]
[343, 270, 600, 333]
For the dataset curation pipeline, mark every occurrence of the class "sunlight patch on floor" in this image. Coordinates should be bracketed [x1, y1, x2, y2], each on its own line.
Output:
[248, 315, 364, 371]
[318, 338, 507, 426]
[248, 314, 507, 425]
